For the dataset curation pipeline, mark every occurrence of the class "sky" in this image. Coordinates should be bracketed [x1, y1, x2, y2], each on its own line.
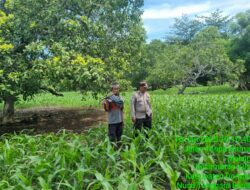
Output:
[143, 0, 250, 42]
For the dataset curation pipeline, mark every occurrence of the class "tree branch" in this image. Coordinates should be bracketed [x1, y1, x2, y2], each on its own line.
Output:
[40, 86, 64, 96]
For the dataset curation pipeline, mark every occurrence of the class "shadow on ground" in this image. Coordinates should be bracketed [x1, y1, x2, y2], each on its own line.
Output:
[0, 107, 107, 135]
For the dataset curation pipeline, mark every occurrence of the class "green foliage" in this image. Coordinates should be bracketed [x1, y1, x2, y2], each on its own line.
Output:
[136, 40, 167, 89]
[0, 87, 249, 189]
[0, 0, 145, 116]
[197, 9, 232, 37]
[147, 27, 241, 93]
[229, 9, 250, 89]
[166, 10, 232, 44]
[146, 43, 187, 89]
[166, 15, 203, 44]
[140, 10, 246, 91]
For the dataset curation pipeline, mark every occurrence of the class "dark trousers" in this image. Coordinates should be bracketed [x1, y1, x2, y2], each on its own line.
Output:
[134, 115, 152, 137]
[108, 122, 123, 148]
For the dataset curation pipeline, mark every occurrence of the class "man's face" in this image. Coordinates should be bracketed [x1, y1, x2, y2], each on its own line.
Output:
[112, 87, 120, 95]
[139, 85, 147, 93]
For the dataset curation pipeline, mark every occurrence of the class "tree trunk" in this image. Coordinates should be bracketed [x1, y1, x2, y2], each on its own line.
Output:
[238, 74, 250, 90]
[2, 96, 16, 124]
[178, 83, 188, 94]
[238, 77, 247, 90]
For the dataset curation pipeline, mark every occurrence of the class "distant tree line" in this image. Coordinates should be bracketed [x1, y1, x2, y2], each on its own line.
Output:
[136, 9, 250, 93]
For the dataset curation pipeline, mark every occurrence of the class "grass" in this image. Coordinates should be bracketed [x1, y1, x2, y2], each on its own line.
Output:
[0, 85, 247, 110]
[14, 91, 100, 109]
[0, 85, 250, 189]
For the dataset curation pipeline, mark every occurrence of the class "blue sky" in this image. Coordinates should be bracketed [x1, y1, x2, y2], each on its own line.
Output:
[143, 0, 250, 41]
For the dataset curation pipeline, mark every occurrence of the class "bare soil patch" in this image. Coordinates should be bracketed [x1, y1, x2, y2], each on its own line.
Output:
[0, 107, 107, 135]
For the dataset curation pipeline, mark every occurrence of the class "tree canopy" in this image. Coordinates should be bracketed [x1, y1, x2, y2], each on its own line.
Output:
[0, 0, 145, 121]
[143, 9, 248, 92]
[229, 9, 250, 90]
[147, 27, 242, 93]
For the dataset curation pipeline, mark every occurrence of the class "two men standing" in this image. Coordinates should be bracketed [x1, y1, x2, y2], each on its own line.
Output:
[103, 81, 152, 147]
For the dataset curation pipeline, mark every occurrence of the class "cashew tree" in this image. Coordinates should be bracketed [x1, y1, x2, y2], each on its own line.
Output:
[0, 0, 145, 122]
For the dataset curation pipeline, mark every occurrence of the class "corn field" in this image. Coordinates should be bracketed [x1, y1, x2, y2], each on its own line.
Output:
[0, 88, 250, 189]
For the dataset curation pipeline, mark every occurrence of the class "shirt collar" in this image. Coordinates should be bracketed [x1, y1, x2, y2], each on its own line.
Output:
[138, 91, 146, 95]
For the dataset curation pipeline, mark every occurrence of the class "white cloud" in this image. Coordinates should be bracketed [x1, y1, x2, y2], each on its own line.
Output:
[143, 0, 250, 20]
[220, 1, 250, 15]
[143, 0, 250, 40]
[142, 2, 211, 19]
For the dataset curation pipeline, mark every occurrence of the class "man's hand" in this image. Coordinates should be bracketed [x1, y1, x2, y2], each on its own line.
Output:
[102, 99, 109, 112]
[132, 117, 136, 124]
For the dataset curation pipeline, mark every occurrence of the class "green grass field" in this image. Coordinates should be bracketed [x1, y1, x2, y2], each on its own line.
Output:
[0, 85, 250, 189]
[0, 85, 247, 110]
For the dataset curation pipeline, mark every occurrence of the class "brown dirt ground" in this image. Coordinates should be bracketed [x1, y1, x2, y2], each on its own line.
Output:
[0, 107, 107, 135]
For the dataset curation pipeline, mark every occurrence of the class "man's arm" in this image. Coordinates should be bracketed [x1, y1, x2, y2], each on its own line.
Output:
[121, 107, 124, 127]
[131, 94, 136, 123]
[147, 93, 152, 116]
[147, 93, 152, 108]
[103, 99, 110, 112]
